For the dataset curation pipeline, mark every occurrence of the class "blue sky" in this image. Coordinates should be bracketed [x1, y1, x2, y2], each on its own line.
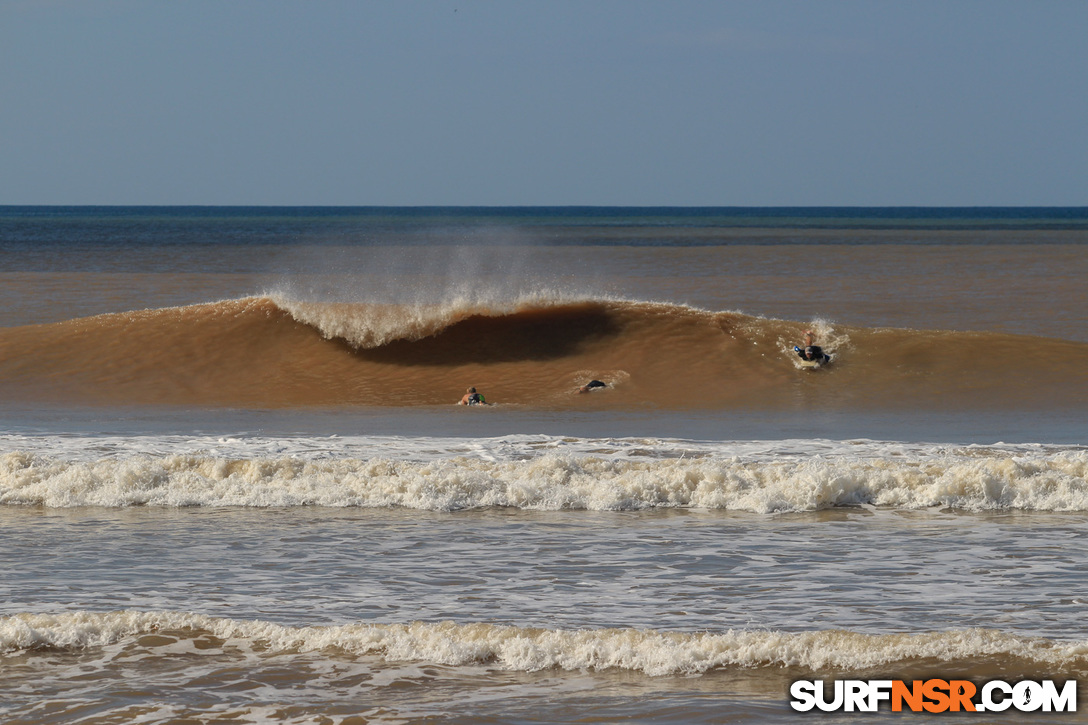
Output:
[1, 1, 1085, 206]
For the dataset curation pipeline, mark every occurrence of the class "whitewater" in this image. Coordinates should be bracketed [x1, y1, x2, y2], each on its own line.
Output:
[3, 433, 1088, 512]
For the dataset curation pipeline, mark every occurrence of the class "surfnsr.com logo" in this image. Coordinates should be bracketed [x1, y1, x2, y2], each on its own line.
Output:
[790, 679, 1077, 713]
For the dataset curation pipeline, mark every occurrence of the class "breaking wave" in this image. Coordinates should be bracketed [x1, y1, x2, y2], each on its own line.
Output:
[3, 444, 1087, 512]
[0, 295, 1085, 409]
[2, 611, 1084, 677]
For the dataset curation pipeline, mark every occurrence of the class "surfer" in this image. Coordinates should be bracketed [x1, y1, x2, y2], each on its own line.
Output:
[459, 387, 489, 405]
[578, 380, 608, 394]
[795, 330, 831, 364]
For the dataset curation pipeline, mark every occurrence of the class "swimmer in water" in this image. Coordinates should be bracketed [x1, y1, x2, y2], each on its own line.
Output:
[794, 330, 831, 364]
[459, 387, 489, 405]
[578, 380, 608, 394]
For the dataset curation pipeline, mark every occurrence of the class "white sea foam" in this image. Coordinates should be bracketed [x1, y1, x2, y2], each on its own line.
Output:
[2, 611, 1084, 676]
[0, 434, 1086, 512]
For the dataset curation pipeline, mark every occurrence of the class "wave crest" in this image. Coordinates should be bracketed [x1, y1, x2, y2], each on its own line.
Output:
[269, 291, 610, 349]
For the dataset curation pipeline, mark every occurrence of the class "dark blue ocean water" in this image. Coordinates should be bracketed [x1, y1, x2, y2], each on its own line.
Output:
[2, 205, 1087, 245]
[3, 205, 1085, 277]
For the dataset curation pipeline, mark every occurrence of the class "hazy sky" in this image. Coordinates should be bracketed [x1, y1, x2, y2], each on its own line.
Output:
[2, 1, 1085, 206]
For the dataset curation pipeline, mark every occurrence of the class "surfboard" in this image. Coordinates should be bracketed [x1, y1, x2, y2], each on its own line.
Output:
[798, 356, 831, 370]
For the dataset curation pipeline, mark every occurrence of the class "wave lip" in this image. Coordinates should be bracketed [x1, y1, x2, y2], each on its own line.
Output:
[269, 290, 624, 349]
[3, 611, 1085, 677]
[3, 447, 1088, 512]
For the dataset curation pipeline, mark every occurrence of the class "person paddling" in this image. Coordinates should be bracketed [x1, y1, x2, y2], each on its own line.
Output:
[794, 330, 831, 364]
[459, 387, 489, 405]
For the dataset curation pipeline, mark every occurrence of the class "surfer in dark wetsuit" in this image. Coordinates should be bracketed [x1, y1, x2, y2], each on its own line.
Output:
[578, 380, 608, 394]
[794, 330, 831, 364]
[459, 387, 489, 405]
